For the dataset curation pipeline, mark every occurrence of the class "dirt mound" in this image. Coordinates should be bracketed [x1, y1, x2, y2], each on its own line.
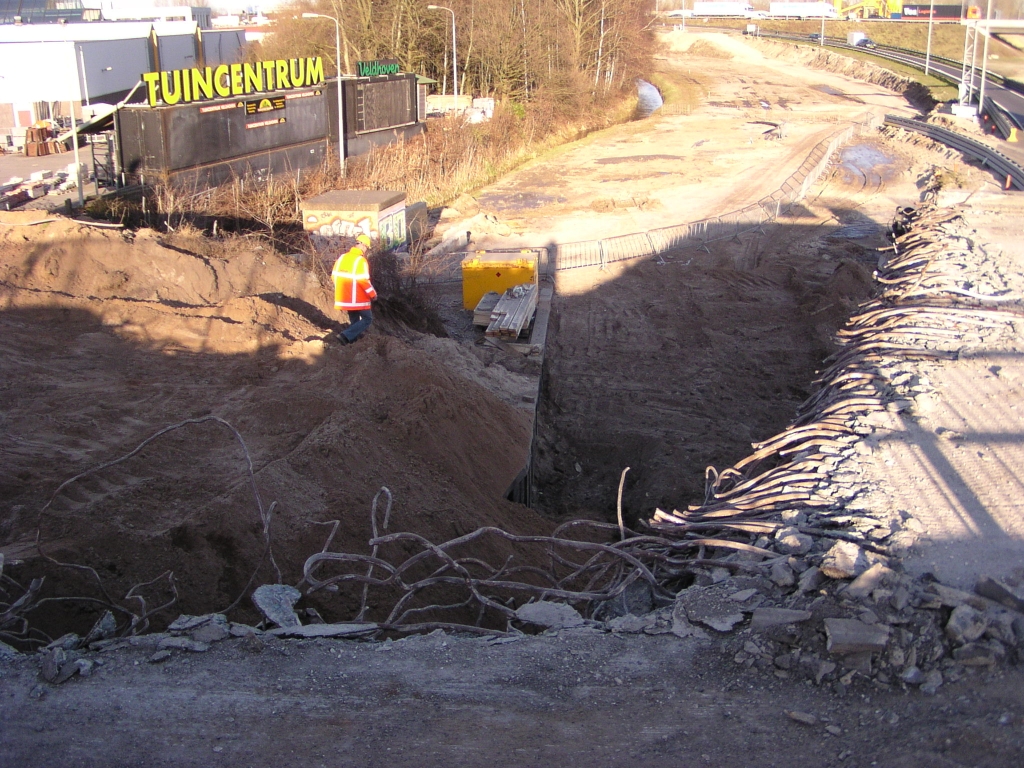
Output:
[0, 218, 547, 639]
[684, 39, 734, 59]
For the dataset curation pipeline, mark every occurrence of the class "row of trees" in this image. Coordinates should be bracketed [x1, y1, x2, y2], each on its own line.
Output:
[258, 0, 655, 104]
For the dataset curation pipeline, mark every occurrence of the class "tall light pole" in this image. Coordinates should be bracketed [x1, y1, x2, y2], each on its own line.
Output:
[924, 0, 936, 75]
[427, 5, 458, 112]
[978, 0, 994, 111]
[71, 45, 85, 207]
[302, 12, 346, 177]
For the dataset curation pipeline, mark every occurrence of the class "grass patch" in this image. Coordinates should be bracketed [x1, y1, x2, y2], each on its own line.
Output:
[817, 44, 960, 101]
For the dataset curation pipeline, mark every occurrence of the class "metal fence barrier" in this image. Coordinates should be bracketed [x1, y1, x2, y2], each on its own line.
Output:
[408, 122, 862, 284]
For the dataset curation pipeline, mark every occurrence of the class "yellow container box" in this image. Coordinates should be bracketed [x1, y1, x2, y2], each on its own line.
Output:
[461, 252, 538, 310]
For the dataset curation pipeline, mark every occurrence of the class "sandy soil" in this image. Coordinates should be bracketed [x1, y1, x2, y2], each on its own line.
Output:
[2, 30, 1024, 767]
[0, 216, 547, 636]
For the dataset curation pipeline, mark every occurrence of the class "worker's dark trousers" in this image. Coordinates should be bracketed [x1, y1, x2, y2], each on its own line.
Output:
[342, 309, 373, 342]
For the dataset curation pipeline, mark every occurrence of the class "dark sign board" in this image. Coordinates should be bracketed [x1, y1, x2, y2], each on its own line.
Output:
[245, 97, 286, 115]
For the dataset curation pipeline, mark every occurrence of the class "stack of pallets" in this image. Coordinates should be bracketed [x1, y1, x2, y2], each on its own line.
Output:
[23, 127, 65, 158]
[484, 284, 538, 340]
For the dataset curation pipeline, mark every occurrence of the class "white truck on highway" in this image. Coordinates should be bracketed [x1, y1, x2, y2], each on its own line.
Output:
[847, 31, 877, 47]
[769, 2, 839, 17]
[691, 2, 758, 17]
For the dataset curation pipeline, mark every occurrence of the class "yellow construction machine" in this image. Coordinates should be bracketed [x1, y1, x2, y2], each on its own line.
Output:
[835, 0, 902, 19]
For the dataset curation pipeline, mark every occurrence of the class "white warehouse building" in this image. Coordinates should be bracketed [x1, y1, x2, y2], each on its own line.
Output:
[0, 21, 245, 145]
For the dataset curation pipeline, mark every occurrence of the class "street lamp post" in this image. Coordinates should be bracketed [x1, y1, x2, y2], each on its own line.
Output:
[302, 12, 346, 177]
[924, 0, 936, 75]
[978, 0, 994, 111]
[427, 5, 458, 113]
[71, 44, 86, 207]
[819, 13, 825, 47]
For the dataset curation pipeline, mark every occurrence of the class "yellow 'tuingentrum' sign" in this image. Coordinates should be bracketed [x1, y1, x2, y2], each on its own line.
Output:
[142, 57, 325, 107]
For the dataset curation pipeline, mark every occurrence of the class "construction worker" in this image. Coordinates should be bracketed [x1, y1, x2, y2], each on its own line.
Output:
[331, 233, 377, 345]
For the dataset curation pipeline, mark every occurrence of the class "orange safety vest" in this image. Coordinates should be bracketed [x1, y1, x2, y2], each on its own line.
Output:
[332, 246, 377, 310]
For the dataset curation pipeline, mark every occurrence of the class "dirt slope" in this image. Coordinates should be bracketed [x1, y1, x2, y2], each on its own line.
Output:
[0, 216, 546, 635]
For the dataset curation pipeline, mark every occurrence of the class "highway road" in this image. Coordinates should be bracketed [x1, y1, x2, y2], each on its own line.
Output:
[762, 31, 1024, 166]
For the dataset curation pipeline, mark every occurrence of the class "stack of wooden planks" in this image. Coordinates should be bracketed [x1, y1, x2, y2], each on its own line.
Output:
[472, 291, 501, 326]
[484, 283, 538, 339]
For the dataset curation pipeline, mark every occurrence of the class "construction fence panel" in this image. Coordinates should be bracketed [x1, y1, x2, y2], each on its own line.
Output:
[405, 123, 864, 284]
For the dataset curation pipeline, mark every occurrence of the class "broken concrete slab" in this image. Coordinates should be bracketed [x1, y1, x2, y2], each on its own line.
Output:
[750, 608, 813, 631]
[842, 650, 873, 672]
[770, 561, 796, 588]
[44, 634, 81, 652]
[158, 637, 210, 653]
[54, 659, 88, 685]
[953, 641, 1005, 666]
[975, 576, 1024, 613]
[606, 614, 655, 634]
[729, 588, 758, 602]
[266, 623, 379, 638]
[824, 618, 890, 655]
[39, 649, 67, 683]
[797, 566, 824, 594]
[252, 584, 303, 629]
[127, 633, 169, 649]
[845, 563, 896, 600]
[670, 602, 710, 640]
[515, 601, 585, 629]
[774, 527, 813, 556]
[813, 660, 836, 684]
[676, 585, 748, 633]
[945, 604, 988, 645]
[229, 623, 263, 637]
[191, 622, 231, 644]
[900, 665, 925, 685]
[83, 611, 117, 644]
[820, 541, 871, 580]
[926, 583, 990, 611]
[168, 613, 228, 633]
[921, 669, 943, 695]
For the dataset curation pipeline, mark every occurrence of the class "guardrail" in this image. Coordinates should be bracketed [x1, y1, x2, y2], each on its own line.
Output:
[884, 114, 1024, 189]
[981, 97, 1020, 140]
[408, 122, 863, 283]
[760, 31, 1008, 91]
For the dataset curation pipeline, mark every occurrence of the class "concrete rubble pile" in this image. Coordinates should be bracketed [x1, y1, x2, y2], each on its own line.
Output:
[643, 204, 1024, 692]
